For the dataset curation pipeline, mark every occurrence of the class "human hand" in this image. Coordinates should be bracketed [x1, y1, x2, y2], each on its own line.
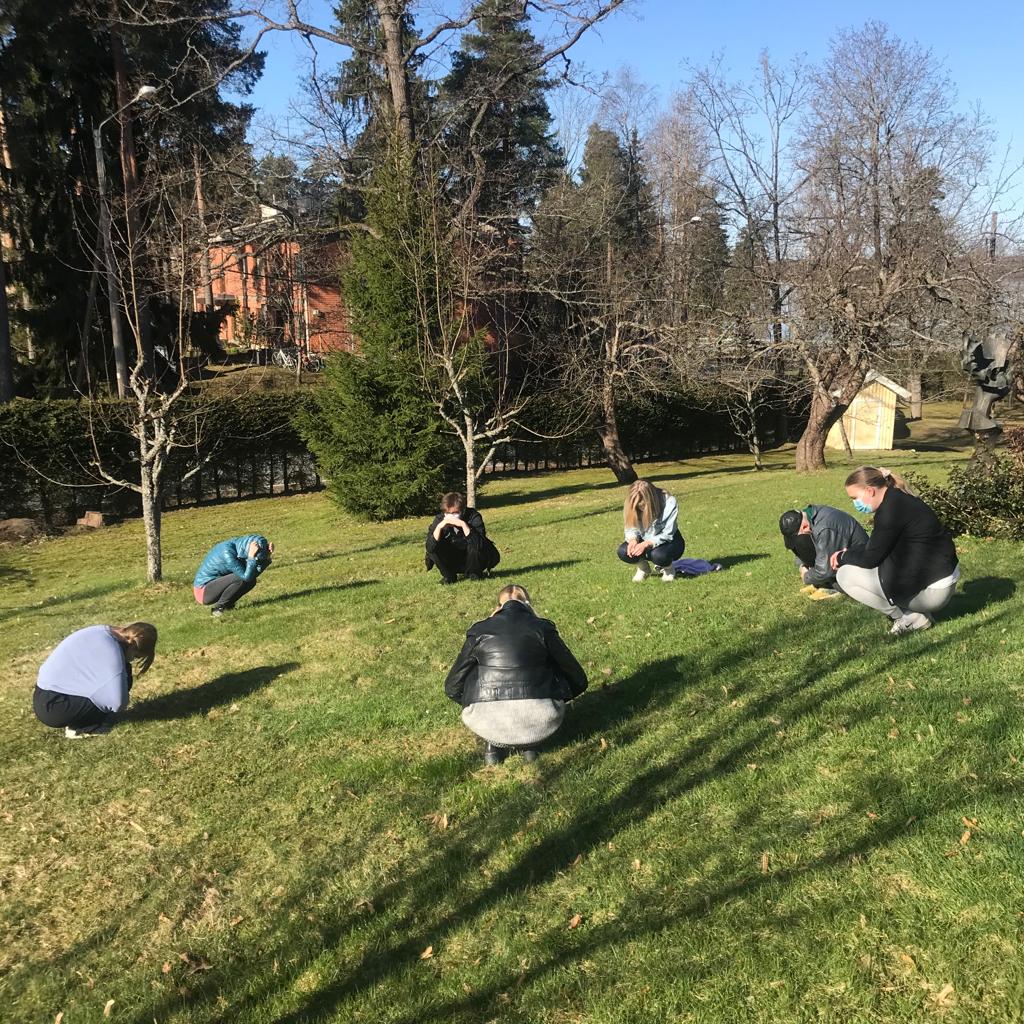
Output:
[799, 565, 808, 581]
[248, 540, 260, 558]
[829, 549, 846, 572]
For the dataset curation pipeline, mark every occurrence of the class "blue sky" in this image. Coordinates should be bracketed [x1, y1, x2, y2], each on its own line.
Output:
[242, 0, 1024, 174]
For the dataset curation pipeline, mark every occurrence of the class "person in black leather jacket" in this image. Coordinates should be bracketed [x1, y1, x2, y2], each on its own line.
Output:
[444, 584, 587, 765]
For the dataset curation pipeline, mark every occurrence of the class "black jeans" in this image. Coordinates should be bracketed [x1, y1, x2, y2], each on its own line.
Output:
[617, 530, 685, 568]
[33, 688, 108, 729]
[426, 532, 500, 582]
[199, 572, 257, 610]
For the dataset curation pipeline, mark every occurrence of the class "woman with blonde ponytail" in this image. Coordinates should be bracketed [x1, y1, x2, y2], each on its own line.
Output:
[830, 466, 959, 635]
[33, 622, 158, 738]
[444, 584, 587, 765]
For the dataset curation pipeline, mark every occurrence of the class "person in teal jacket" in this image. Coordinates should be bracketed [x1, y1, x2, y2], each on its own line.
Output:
[193, 534, 274, 616]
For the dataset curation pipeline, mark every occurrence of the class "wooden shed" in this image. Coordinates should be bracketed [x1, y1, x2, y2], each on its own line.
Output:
[826, 371, 911, 451]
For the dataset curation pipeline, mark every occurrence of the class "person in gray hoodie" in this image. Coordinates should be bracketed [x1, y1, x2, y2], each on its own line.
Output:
[779, 505, 868, 593]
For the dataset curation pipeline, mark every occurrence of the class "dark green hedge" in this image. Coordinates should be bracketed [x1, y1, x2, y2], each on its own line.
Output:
[0, 392, 319, 528]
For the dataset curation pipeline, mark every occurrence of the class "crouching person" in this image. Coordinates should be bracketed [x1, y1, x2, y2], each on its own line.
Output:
[33, 622, 158, 738]
[194, 534, 274, 616]
[444, 584, 587, 766]
[779, 504, 868, 597]
[618, 480, 685, 582]
[425, 492, 500, 585]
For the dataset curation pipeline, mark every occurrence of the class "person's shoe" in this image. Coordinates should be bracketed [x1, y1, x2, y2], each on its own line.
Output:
[799, 584, 818, 594]
[631, 566, 649, 582]
[211, 607, 224, 617]
[439, 576, 457, 586]
[889, 612, 933, 635]
[809, 587, 842, 600]
[465, 572, 484, 581]
[520, 748, 539, 764]
[65, 722, 113, 739]
[483, 743, 508, 766]
[660, 569, 677, 582]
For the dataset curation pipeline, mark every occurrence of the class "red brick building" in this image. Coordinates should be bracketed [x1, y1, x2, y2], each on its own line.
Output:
[200, 206, 355, 355]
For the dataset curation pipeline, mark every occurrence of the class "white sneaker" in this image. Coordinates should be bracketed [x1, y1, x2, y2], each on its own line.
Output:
[889, 612, 932, 635]
[631, 566, 649, 582]
[660, 569, 677, 582]
[65, 722, 113, 739]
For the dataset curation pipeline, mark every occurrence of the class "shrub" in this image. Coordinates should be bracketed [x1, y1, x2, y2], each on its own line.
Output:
[910, 429, 1024, 539]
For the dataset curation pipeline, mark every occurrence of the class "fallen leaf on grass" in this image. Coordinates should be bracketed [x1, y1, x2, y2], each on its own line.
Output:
[103, 999, 115, 1017]
[229, 915, 245, 927]
[568, 914, 582, 930]
[420, 945, 434, 960]
[422, 812, 449, 831]
[586, 616, 596, 625]
[54, 1014, 64, 1024]
[760, 852, 770, 874]
[959, 829, 972, 846]
[601, 667, 612, 677]
[570, 853, 583, 867]
[162, 962, 172, 974]
[599, 737, 609, 752]
[928, 982, 956, 1009]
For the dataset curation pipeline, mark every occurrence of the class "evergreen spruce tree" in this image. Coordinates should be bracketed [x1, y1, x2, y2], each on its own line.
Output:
[300, 147, 458, 519]
[441, 0, 564, 226]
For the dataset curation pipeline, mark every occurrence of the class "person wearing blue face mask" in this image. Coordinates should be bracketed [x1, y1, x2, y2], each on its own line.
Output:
[829, 466, 959, 635]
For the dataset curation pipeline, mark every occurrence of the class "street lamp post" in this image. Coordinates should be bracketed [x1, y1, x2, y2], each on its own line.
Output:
[92, 85, 156, 397]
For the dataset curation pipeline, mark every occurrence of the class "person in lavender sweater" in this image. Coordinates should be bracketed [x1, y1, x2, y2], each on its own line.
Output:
[33, 622, 158, 738]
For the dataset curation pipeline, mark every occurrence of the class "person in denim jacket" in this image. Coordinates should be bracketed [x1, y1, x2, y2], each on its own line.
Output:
[617, 480, 685, 582]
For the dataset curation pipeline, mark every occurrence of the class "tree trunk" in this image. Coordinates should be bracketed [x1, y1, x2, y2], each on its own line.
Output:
[463, 429, 477, 508]
[597, 377, 637, 484]
[140, 460, 162, 583]
[193, 149, 215, 311]
[375, 2, 414, 145]
[0, 255, 13, 402]
[795, 391, 847, 471]
[909, 371, 922, 420]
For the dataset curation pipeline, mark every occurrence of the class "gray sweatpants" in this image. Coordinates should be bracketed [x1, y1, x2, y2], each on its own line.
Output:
[835, 564, 957, 620]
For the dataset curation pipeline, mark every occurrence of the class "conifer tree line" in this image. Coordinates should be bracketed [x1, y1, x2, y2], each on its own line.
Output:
[2, 3, 1021, 523]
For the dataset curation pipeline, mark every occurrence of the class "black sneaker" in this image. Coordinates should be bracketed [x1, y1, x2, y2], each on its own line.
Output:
[465, 573, 484, 581]
[483, 743, 508, 766]
[211, 607, 224, 617]
[520, 748, 539, 764]
[439, 576, 457, 586]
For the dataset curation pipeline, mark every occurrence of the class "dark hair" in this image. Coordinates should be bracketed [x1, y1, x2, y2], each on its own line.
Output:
[779, 509, 802, 537]
[441, 491, 464, 511]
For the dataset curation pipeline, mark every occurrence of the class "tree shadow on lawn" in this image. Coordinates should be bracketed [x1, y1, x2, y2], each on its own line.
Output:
[245, 580, 377, 608]
[0, 580, 130, 624]
[0, 562, 32, 584]
[492, 559, 583, 579]
[124, 662, 299, 722]
[286, 533, 422, 567]
[942, 576, 1016, 621]
[488, 463, 760, 510]
[125, 603, 1018, 1024]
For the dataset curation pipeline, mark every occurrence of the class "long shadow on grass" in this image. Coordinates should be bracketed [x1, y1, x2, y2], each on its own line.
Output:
[492, 559, 582, 579]
[286, 533, 421, 567]
[943, 576, 1016, 620]
[125, 662, 299, 722]
[125, 604, 1016, 1023]
[712, 552, 770, 570]
[489, 463, 760, 510]
[0, 580, 129, 624]
[246, 580, 377, 608]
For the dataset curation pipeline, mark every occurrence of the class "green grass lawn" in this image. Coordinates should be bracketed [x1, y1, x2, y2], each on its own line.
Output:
[1, 434, 1022, 1023]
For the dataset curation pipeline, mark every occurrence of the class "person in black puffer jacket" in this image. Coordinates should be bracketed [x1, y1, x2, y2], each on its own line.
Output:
[833, 466, 960, 635]
[444, 584, 587, 765]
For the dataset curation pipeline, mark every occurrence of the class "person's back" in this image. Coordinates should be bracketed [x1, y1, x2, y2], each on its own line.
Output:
[445, 585, 586, 764]
[37, 625, 127, 714]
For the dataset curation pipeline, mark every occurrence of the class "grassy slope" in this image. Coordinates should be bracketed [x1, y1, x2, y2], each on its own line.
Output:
[1, 426, 1023, 1023]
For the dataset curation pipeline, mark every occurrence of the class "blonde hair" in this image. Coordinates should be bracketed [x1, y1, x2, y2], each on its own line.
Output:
[844, 465, 915, 495]
[111, 622, 158, 675]
[494, 583, 532, 614]
[624, 479, 666, 532]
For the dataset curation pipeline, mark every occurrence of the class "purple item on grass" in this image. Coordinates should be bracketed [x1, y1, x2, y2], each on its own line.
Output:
[670, 557, 723, 576]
